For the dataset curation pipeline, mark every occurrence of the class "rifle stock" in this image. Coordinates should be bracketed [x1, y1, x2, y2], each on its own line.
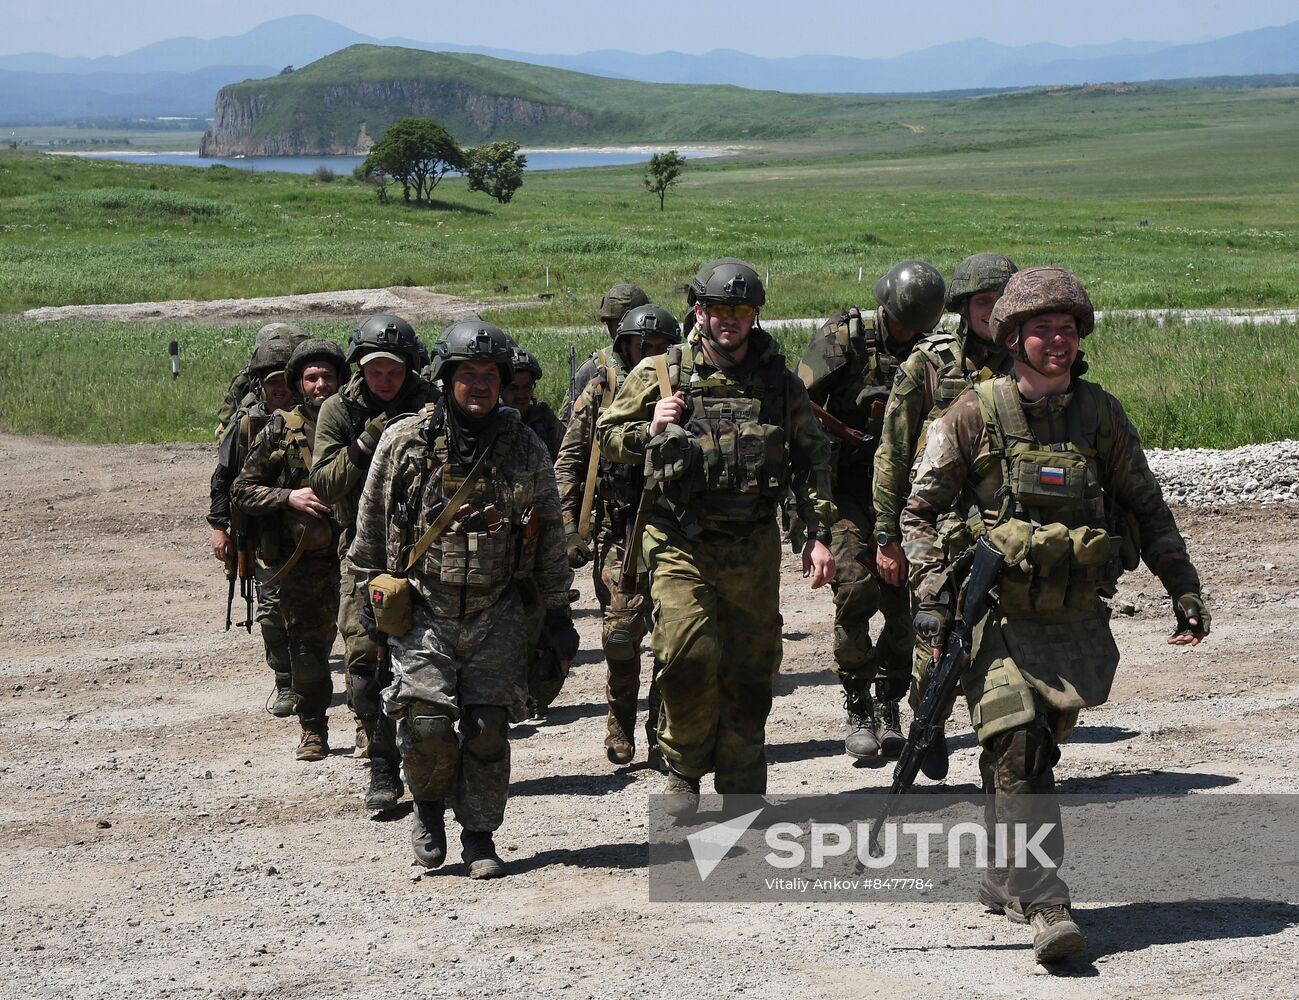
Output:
[618, 484, 656, 596]
[866, 536, 1003, 858]
[810, 401, 873, 452]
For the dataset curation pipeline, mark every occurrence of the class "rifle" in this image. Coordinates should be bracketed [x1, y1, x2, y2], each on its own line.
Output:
[618, 481, 656, 596]
[566, 345, 577, 417]
[224, 519, 256, 633]
[811, 401, 874, 453]
[866, 536, 1003, 857]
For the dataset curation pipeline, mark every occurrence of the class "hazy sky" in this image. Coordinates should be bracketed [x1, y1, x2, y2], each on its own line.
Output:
[5, 0, 1299, 58]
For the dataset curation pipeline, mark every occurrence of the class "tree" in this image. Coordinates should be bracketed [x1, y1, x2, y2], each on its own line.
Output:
[465, 141, 527, 204]
[361, 118, 465, 206]
[643, 150, 685, 211]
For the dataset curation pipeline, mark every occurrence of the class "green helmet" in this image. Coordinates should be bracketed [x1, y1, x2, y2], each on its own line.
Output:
[345, 314, 421, 366]
[254, 321, 309, 351]
[873, 260, 946, 333]
[686, 258, 765, 308]
[287, 338, 349, 390]
[599, 283, 651, 325]
[946, 253, 1019, 311]
[428, 320, 515, 386]
[989, 267, 1095, 347]
[249, 337, 297, 380]
[511, 347, 543, 381]
[615, 304, 682, 351]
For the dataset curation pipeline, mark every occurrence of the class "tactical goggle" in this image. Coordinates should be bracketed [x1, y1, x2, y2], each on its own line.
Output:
[705, 303, 757, 320]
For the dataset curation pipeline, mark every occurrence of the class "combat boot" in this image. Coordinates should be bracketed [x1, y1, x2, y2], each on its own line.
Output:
[411, 799, 447, 869]
[269, 675, 296, 718]
[352, 718, 370, 759]
[844, 694, 881, 760]
[877, 698, 905, 759]
[296, 717, 328, 762]
[364, 757, 403, 812]
[605, 711, 635, 766]
[662, 770, 700, 818]
[461, 830, 507, 879]
[1029, 904, 1085, 964]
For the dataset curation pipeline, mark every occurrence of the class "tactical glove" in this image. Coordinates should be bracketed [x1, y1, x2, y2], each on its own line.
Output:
[541, 608, 580, 665]
[348, 415, 386, 468]
[565, 524, 592, 569]
[913, 602, 952, 651]
[1173, 593, 1211, 639]
[644, 423, 700, 485]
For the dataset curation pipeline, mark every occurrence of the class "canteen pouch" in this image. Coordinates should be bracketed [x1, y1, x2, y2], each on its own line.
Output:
[369, 573, 412, 638]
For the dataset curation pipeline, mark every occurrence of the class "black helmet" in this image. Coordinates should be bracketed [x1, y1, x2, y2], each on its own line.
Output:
[287, 338, 349, 390]
[428, 320, 515, 386]
[345, 314, 421, 366]
[873, 260, 946, 333]
[248, 337, 297, 381]
[686, 258, 765, 309]
[511, 347, 543, 381]
[599, 283, 650, 326]
[946, 253, 1018, 311]
[615, 304, 682, 351]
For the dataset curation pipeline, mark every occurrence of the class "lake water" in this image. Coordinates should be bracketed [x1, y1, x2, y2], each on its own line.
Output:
[58, 148, 723, 174]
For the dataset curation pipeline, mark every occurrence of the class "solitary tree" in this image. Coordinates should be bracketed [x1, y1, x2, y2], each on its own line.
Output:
[361, 118, 465, 206]
[643, 150, 685, 211]
[466, 141, 527, 204]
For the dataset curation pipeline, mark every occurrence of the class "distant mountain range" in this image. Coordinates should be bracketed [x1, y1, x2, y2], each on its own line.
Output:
[3, 14, 1299, 123]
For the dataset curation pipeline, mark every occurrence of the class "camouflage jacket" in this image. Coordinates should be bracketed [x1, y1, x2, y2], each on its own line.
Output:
[555, 348, 637, 534]
[207, 397, 276, 530]
[901, 375, 1200, 605]
[561, 349, 605, 423]
[215, 367, 254, 440]
[522, 400, 564, 462]
[872, 331, 1012, 541]
[310, 371, 439, 549]
[347, 404, 572, 618]
[596, 327, 837, 536]
[231, 404, 341, 566]
[796, 306, 921, 498]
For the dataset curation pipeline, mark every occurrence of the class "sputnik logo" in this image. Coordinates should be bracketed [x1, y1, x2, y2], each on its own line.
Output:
[686, 808, 763, 881]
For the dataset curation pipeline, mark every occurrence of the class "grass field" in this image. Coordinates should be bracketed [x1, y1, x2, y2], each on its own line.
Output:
[1, 315, 1293, 450]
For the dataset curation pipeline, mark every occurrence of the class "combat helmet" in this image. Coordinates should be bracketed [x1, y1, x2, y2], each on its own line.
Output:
[615, 304, 682, 353]
[428, 320, 515, 386]
[989, 267, 1095, 348]
[946, 253, 1018, 311]
[248, 337, 298, 381]
[511, 347, 543, 381]
[345, 314, 422, 367]
[599, 283, 651, 327]
[873, 260, 946, 334]
[686, 258, 765, 309]
[287, 338, 350, 390]
[254, 321, 309, 351]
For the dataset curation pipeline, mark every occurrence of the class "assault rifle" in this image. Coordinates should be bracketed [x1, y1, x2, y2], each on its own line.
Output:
[866, 536, 1003, 857]
[224, 519, 256, 633]
[566, 345, 577, 418]
[811, 401, 874, 453]
[618, 480, 656, 597]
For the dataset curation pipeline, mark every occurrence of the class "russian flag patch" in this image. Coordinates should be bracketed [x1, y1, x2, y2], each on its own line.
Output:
[1039, 466, 1066, 487]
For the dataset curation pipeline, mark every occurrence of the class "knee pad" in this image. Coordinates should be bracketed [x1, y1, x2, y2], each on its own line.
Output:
[602, 609, 642, 661]
[461, 705, 509, 763]
[405, 702, 458, 757]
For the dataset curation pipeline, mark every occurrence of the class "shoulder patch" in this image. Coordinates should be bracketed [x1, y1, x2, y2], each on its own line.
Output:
[894, 369, 907, 386]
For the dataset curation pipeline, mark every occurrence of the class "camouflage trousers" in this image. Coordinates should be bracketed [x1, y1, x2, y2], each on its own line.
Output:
[338, 570, 398, 763]
[273, 552, 342, 720]
[592, 526, 660, 749]
[384, 587, 528, 832]
[253, 565, 291, 692]
[643, 517, 781, 793]
[830, 493, 913, 707]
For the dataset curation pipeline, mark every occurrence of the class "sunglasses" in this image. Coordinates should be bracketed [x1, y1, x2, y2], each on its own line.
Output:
[706, 303, 757, 320]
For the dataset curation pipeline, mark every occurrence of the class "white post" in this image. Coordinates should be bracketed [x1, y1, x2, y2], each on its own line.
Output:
[546, 267, 550, 288]
[858, 266, 863, 282]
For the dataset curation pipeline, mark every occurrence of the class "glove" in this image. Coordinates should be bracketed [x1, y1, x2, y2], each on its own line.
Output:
[348, 415, 386, 468]
[1173, 593, 1210, 639]
[541, 608, 580, 664]
[565, 525, 592, 569]
[913, 602, 952, 650]
[644, 423, 700, 485]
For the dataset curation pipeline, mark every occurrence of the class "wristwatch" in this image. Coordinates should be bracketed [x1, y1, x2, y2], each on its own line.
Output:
[812, 527, 833, 546]
[876, 530, 897, 548]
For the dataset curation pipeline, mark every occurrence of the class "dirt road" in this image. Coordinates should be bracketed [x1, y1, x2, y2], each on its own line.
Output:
[1, 433, 1296, 1000]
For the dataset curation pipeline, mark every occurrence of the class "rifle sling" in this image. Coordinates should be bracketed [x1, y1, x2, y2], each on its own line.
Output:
[577, 350, 615, 542]
[403, 444, 494, 573]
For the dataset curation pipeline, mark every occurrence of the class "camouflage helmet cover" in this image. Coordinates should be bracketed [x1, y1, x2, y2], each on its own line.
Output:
[989, 266, 1095, 347]
[345, 313, 421, 366]
[686, 258, 766, 308]
[615, 304, 682, 348]
[429, 320, 515, 386]
[248, 337, 298, 379]
[599, 283, 651, 324]
[946, 253, 1019, 310]
[872, 260, 946, 333]
[254, 321, 309, 350]
[511, 347, 543, 381]
[287, 338, 350, 389]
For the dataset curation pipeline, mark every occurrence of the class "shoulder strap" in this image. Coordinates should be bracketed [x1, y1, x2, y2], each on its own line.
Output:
[652, 352, 674, 399]
[404, 444, 494, 572]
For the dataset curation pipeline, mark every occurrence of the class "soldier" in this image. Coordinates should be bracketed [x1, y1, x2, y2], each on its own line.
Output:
[208, 331, 307, 716]
[232, 339, 351, 762]
[903, 267, 1209, 963]
[556, 303, 681, 768]
[503, 348, 564, 460]
[214, 322, 309, 441]
[310, 314, 439, 811]
[596, 259, 836, 812]
[796, 260, 946, 761]
[563, 283, 651, 420]
[347, 321, 575, 877]
[872, 252, 1018, 779]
